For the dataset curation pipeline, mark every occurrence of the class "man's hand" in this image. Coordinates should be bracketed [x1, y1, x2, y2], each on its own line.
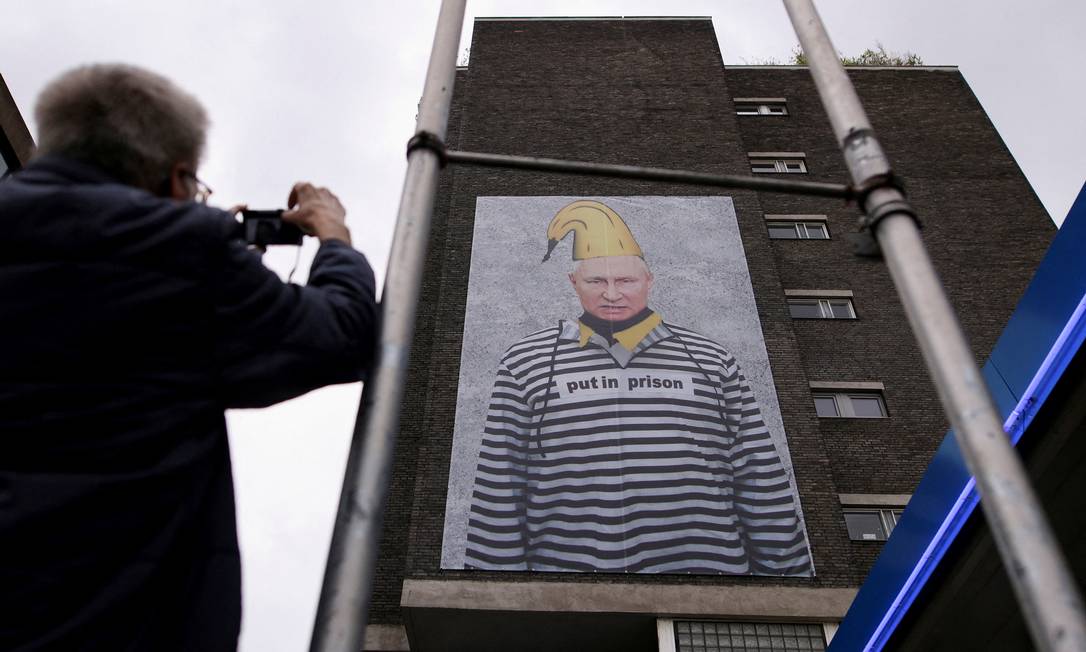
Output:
[283, 183, 351, 245]
[227, 203, 268, 254]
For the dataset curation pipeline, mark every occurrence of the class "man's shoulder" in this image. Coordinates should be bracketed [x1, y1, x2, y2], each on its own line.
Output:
[94, 195, 236, 275]
[662, 322, 737, 363]
[2, 163, 236, 274]
[499, 323, 567, 366]
[124, 193, 236, 243]
[7, 156, 233, 230]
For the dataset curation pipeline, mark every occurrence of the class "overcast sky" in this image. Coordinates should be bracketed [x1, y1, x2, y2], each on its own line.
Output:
[3, 1, 1083, 650]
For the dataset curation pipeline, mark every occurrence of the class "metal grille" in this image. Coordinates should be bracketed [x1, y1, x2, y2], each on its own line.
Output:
[674, 621, 826, 652]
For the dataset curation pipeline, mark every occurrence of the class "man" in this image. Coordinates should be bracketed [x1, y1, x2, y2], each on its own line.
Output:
[465, 200, 811, 575]
[0, 64, 377, 649]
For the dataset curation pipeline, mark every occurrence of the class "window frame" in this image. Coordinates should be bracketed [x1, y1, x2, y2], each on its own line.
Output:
[735, 102, 788, 116]
[749, 157, 807, 174]
[733, 97, 789, 117]
[766, 215, 830, 240]
[812, 390, 888, 418]
[672, 620, 827, 651]
[787, 297, 856, 319]
[767, 220, 829, 240]
[843, 507, 905, 542]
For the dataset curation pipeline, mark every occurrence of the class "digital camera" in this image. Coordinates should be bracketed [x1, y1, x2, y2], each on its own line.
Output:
[239, 209, 304, 247]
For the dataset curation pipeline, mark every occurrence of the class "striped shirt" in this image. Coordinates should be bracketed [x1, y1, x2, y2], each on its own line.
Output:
[465, 316, 812, 575]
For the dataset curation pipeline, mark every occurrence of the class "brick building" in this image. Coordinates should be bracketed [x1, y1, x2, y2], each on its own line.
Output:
[366, 16, 1053, 652]
[0, 72, 33, 175]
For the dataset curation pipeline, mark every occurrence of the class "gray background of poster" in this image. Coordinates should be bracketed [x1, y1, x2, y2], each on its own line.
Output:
[440, 196, 809, 569]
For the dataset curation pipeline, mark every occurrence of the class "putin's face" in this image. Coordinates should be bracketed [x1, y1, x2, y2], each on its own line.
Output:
[569, 255, 653, 322]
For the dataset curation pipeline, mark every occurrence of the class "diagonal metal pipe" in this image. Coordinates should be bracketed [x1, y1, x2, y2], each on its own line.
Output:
[783, 1, 1086, 650]
[444, 149, 854, 198]
[308, 2, 466, 650]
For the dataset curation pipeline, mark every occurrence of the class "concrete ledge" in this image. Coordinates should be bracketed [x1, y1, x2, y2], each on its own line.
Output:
[401, 579, 858, 620]
[766, 214, 828, 222]
[839, 493, 912, 507]
[748, 151, 805, 158]
[364, 624, 410, 651]
[733, 97, 787, 103]
[809, 381, 885, 391]
[784, 289, 853, 298]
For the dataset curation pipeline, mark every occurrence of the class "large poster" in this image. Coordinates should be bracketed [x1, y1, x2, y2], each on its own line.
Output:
[441, 196, 813, 576]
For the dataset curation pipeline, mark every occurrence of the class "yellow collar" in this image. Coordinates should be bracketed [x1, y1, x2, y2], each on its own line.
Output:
[578, 311, 663, 350]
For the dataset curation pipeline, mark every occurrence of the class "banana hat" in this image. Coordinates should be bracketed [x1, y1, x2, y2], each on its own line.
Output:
[542, 200, 644, 262]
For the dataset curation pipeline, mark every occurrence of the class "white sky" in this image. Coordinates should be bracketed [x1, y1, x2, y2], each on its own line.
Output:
[3, 2, 1083, 650]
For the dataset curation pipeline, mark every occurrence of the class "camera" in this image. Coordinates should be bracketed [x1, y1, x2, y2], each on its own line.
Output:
[239, 209, 304, 247]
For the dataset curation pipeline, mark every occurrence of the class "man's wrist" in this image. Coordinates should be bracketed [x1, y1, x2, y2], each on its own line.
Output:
[314, 222, 352, 245]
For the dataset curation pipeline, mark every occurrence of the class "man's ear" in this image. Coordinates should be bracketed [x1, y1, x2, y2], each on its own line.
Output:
[165, 162, 190, 200]
[569, 272, 577, 287]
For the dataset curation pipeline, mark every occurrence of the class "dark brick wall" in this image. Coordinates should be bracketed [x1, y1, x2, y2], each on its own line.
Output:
[728, 68, 1055, 509]
[370, 19, 1055, 624]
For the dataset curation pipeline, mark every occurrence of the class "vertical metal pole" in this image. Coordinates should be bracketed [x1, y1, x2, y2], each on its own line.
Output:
[309, 2, 466, 650]
[782, 2, 1086, 650]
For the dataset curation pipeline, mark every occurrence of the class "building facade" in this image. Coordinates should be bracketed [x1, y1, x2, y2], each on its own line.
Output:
[366, 17, 1055, 652]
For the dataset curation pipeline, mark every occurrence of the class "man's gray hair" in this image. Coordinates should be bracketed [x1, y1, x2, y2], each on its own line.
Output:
[34, 64, 209, 191]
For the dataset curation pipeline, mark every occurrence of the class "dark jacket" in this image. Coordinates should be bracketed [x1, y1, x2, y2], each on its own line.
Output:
[0, 156, 378, 651]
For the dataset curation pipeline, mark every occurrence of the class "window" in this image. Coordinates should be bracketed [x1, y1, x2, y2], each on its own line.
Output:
[734, 97, 788, 116]
[767, 221, 829, 239]
[785, 290, 855, 318]
[749, 156, 807, 174]
[735, 102, 788, 116]
[843, 508, 904, 541]
[787, 298, 855, 319]
[675, 621, 826, 652]
[813, 391, 887, 418]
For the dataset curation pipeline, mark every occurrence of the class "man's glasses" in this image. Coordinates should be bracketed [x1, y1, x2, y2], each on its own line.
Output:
[181, 171, 213, 203]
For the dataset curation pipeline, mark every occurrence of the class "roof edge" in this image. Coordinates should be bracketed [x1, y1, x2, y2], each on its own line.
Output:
[474, 16, 712, 22]
[726, 65, 959, 71]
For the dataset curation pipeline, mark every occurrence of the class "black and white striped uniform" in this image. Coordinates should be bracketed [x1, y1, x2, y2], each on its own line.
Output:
[465, 317, 812, 575]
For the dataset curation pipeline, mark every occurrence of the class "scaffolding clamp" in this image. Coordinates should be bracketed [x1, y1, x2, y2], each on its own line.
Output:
[849, 171, 921, 257]
[406, 131, 449, 167]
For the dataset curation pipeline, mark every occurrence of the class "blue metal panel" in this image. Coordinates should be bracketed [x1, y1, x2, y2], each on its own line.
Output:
[982, 363, 1018, 421]
[829, 182, 1086, 651]
[989, 186, 1086, 399]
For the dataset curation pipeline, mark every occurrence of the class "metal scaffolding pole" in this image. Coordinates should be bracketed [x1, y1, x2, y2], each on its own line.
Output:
[308, 1, 466, 651]
[783, 1, 1086, 650]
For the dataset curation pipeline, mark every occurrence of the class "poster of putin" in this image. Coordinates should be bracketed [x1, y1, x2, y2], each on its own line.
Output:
[440, 196, 814, 576]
